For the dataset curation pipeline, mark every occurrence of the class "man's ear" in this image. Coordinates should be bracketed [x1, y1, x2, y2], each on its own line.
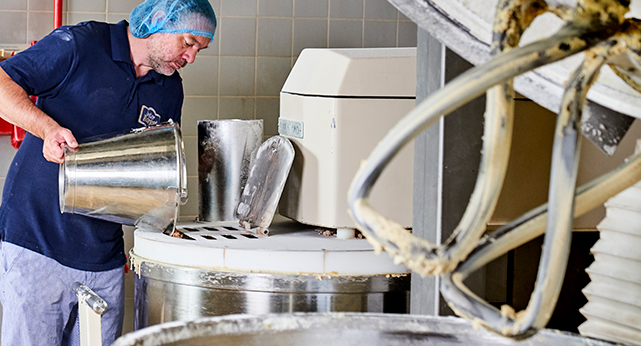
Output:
[151, 11, 167, 26]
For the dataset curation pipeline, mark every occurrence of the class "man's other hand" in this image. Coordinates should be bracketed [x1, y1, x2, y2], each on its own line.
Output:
[43, 127, 77, 163]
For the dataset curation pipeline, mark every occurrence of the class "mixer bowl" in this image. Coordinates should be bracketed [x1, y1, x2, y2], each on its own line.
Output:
[113, 313, 615, 346]
[130, 220, 410, 330]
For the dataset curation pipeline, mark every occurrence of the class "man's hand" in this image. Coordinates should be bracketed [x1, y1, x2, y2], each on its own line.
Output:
[42, 126, 77, 163]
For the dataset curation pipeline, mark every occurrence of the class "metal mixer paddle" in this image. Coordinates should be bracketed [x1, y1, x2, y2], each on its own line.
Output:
[349, 0, 641, 338]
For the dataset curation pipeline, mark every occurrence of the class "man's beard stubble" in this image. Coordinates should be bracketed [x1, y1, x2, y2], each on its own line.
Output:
[146, 37, 186, 76]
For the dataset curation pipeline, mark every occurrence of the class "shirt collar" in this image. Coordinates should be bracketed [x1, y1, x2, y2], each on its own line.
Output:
[110, 20, 165, 86]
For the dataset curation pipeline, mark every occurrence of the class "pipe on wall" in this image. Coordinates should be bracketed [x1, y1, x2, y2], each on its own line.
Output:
[54, 0, 62, 29]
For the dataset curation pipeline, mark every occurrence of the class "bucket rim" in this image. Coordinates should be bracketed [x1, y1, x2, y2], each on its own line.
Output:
[58, 146, 73, 214]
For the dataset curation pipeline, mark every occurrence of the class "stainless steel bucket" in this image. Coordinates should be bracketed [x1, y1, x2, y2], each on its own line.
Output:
[198, 119, 263, 221]
[59, 121, 187, 233]
[113, 313, 616, 346]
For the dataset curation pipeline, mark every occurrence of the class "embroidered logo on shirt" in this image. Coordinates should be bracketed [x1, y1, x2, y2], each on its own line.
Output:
[138, 105, 161, 126]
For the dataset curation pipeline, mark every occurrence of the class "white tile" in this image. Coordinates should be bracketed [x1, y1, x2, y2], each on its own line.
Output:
[330, 0, 363, 19]
[294, 0, 328, 18]
[398, 20, 417, 47]
[257, 18, 292, 57]
[219, 17, 256, 56]
[209, 0, 222, 12]
[183, 135, 198, 177]
[181, 96, 218, 136]
[28, 12, 54, 42]
[219, 97, 256, 119]
[67, 0, 105, 13]
[0, 0, 27, 11]
[29, 0, 54, 11]
[364, 0, 397, 20]
[221, 0, 257, 17]
[329, 20, 362, 48]
[259, 0, 293, 17]
[0, 12, 27, 43]
[293, 18, 327, 56]
[179, 176, 199, 218]
[182, 56, 218, 96]
[256, 98, 280, 136]
[208, 0, 221, 13]
[219, 57, 255, 96]
[256, 57, 291, 96]
[199, 25, 221, 57]
[66, 13, 107, 27]
[108, 0, 138, 14]
[364, 20, 396, 48]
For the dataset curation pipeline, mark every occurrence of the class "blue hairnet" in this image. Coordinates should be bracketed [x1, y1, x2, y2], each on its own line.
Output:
[129, 0, 217, 39]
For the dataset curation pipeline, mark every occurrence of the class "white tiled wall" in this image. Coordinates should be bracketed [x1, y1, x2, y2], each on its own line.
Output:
[0, 0, 417, 220]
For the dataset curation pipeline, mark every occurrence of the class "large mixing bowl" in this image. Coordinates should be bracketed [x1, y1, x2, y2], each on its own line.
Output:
[113, 313, 615, 346]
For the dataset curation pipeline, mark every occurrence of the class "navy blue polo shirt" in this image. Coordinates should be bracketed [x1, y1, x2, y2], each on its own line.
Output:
[0, 21, 183, 271]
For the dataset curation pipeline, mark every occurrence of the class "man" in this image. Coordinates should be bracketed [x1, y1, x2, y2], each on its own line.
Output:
[0, 0, 216, 344]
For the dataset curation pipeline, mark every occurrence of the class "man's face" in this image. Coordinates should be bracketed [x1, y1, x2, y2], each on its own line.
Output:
[146, 32, 211, 76]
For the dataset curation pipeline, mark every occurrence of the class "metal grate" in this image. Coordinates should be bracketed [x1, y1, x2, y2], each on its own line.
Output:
[170, 224, 261, 242]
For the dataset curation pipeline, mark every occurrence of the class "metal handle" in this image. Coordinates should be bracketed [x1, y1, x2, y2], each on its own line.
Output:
[72, 282, 107, 315]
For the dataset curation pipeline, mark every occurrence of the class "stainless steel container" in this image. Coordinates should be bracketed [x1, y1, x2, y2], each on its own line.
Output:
[131, 251, 409, 330]
[198, 119, 263, 221]
[114, 313, 615, 346]
[130, 219, 411, 330]
[59, 121, 187, 233]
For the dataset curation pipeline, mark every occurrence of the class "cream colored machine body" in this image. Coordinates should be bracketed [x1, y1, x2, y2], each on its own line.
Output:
[278, 48, 416, 229]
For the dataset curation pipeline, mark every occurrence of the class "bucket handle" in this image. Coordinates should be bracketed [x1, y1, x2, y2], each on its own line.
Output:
[178, 128, 188, 206]
[179, 187, 188, 205]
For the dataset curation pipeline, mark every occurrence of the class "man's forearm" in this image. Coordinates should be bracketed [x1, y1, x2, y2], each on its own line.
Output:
[0, 67, 62, 140]
[0, 67, 77, 162]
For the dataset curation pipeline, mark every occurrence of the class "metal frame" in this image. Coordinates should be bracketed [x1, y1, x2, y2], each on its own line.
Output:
[73, 282, 108, 346]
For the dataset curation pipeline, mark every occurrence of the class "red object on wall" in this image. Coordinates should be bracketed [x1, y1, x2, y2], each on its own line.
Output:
[0, 120, 12, 135]
[0, 49, 28, 148]
[54, 0, 63, 30]
[0, 51, 20, 139]
[8, 42, 40, 149]
[10, 126, 25, 150]
[2, 0, 62, 149]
